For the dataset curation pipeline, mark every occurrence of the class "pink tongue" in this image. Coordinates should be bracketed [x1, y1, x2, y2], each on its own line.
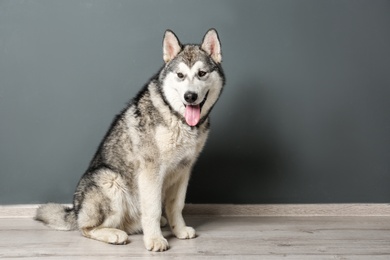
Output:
[185, 105, 201, 126]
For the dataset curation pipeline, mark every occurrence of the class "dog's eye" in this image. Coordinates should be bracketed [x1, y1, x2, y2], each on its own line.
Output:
[177, 72, 184, 79]
[198, 70, 207, 77]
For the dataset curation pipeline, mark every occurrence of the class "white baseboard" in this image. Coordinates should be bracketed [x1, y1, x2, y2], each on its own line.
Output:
[1, 204, 390, 218]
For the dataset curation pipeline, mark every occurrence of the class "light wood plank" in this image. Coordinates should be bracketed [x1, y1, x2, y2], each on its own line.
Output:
[0, 216, 389, 259]
[1, 204, 389, 258]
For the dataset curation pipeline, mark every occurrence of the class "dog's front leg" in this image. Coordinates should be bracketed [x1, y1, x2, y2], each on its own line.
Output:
[139, 169, 169, 252]
[165, 169, 196, 239]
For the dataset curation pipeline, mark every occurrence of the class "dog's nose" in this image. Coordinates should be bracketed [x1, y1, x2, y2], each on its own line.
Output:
[184, 92, 198, 104]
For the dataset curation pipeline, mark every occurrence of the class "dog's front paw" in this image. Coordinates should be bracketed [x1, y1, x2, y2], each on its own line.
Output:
[144, 236, 169, 252]
[174, 226, 196, 239]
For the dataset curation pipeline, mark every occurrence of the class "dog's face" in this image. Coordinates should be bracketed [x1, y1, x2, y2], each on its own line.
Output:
[159, 29, 225, 126]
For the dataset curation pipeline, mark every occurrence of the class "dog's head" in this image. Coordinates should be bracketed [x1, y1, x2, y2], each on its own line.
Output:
[159, 29, 225, 127]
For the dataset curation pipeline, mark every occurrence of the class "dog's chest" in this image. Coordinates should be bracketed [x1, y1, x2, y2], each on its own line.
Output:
[154, 124, 207, 165]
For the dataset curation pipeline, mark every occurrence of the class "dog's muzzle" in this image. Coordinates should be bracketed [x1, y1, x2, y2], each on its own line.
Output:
[183, 91, 209, 126]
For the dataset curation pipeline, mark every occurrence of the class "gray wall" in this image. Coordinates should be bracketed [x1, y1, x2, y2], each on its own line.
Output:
[1, 0, 389, 204]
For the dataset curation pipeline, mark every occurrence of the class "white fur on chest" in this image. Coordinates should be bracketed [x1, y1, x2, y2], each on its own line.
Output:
[154, 123, 205, 170]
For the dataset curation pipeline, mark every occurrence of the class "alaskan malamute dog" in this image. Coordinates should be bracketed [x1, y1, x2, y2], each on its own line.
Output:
[35, 29, 225, 252]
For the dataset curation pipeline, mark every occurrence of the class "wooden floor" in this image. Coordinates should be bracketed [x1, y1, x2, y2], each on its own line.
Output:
[1, 215, 389, 259]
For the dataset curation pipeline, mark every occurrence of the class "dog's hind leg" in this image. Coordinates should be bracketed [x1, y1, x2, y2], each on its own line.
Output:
[81, 226, 129, 245]
[78, 200, 130, 245]
[76, 169, 131, 245]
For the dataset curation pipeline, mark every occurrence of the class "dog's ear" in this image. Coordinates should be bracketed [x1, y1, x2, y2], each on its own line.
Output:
[163, 30, 182, 63]
[201, 28, 222, 63]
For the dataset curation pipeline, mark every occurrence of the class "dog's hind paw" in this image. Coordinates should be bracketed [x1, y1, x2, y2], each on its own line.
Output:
[107, 229, 129, 245]
[160, 216, 168, 227]
[82, 227, 129, 245]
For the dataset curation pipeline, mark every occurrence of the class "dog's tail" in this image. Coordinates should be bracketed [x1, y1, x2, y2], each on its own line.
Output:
[35, 203, 77, 231]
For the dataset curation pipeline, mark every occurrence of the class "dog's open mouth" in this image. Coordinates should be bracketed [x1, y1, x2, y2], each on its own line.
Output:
[184, 91, 209, 126]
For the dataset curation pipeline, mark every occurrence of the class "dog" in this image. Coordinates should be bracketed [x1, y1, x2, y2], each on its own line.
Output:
[35, 28, 225, 252]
